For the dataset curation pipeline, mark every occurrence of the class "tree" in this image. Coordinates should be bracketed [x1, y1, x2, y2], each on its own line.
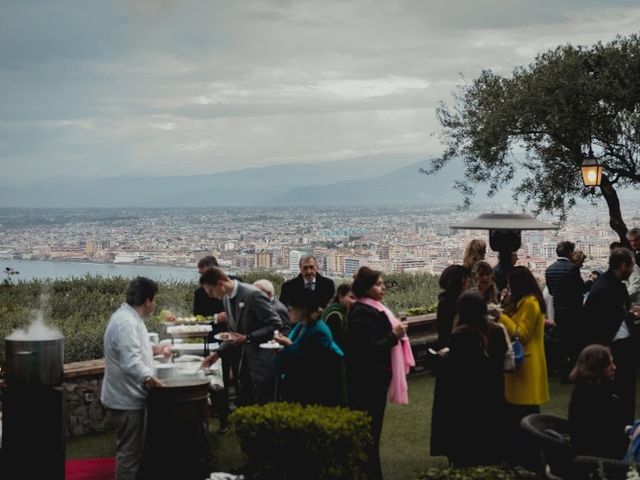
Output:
[428, 34, 640, 243]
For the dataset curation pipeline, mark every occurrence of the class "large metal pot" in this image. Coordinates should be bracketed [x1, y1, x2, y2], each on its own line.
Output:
[4, 337, 64, 386]
[139, 375, 211, 480]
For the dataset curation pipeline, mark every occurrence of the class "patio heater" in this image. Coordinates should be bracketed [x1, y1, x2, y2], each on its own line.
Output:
[450, 213, 560, 286]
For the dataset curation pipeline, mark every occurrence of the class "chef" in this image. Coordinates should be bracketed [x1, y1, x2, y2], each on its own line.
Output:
[100, 277, 171, 480]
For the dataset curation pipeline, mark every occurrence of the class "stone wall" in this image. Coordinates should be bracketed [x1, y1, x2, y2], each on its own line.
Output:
[63, 359, 106, 438]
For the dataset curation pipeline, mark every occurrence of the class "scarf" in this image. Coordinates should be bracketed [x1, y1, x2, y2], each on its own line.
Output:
[358, 297, 415, 404]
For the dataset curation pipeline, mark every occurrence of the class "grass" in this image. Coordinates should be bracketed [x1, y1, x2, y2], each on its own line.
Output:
[66, 373, 579, 480]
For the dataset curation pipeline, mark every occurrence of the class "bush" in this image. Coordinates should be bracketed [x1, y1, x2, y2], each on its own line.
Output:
[0, 272, 442, 366]
[231, 402, 372, 480]
[417, 466, 519, 480]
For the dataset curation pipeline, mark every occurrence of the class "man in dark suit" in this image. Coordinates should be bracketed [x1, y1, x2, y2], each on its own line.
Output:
[200, 268, 282, 405]
[279, 254, 335, 309]
[583, 248, 637, 424]
[545, 241, 585, 381]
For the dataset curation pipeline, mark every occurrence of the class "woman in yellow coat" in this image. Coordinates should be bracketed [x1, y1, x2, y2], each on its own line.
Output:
[498, 266, 550, 469]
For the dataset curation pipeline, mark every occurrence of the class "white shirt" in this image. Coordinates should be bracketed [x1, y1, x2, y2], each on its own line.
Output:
[100, 303, 154, 410]
[625, 264, 640, 304]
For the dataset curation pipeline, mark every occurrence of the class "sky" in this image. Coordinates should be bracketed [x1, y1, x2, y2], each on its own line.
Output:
[1, 0, 640, 185]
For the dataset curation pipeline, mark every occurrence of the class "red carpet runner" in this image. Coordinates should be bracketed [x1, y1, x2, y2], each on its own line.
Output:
[65, 457, 115, 480]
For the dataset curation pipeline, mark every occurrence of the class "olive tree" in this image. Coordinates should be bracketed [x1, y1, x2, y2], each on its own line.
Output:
[428, 34, 640, 243]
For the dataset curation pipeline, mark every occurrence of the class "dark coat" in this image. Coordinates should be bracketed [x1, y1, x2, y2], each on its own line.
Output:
[545, 258, 585, 312]
[279, 273, 335, 309]
[583, 270, 631, 347]
[436, 291, 458, 350]
[193, 286, 224, 317]
[569, 382, 628, 459]
[346, 302, 398, 397]
[430, 324, 508, 464]
[346, 301, 398, 480]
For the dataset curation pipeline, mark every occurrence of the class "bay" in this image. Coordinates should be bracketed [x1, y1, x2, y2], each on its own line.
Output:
[1, 259, 197, 283]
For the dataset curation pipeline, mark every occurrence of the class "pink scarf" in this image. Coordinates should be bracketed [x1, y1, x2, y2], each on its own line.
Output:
[358, 297, 415, 404]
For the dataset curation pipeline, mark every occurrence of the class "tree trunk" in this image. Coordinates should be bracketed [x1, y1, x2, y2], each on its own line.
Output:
[599, 174, 630, 246]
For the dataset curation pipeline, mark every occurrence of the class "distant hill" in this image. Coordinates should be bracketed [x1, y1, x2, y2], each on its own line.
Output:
[267, 160, 512, 205]
[0, 154, 429, 208]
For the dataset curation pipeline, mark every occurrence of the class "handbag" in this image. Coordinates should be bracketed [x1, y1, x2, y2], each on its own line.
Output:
[511, 326, 525, 369]
[499, 323, 516, 373]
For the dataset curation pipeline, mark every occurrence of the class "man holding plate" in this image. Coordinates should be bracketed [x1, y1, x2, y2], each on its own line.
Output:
[200, 267, 282, 405]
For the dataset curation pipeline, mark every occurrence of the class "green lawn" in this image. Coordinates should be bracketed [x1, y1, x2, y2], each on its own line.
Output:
[66, 373, 579, 479]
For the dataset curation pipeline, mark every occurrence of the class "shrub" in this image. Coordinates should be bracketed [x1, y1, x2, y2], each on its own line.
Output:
[231, 402, 372, 480]
[417, 466, 519, 480]
[0, 272, 441, 366]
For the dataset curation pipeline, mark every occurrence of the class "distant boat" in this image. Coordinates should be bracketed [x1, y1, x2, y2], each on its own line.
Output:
[113, 253, 145, 264]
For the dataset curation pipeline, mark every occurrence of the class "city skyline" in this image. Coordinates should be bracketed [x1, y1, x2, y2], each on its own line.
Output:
[0, 205, 627, 281]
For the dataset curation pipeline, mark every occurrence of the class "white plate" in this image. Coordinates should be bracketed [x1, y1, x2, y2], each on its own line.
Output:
[214, 333, 237, 341]
[172, 342, 218, 352]
[259, 342, 283, 350]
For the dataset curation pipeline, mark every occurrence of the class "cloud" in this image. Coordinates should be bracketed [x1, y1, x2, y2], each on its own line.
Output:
[1, 0, 639, 184]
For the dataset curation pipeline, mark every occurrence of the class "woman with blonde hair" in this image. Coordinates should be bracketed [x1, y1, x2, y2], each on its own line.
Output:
[463, 239, 487, 271]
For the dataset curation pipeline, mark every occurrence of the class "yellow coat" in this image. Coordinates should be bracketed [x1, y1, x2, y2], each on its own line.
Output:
[499, 295, 550, 406]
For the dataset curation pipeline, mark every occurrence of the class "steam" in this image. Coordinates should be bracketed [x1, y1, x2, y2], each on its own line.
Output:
[6, 293, 63, 341]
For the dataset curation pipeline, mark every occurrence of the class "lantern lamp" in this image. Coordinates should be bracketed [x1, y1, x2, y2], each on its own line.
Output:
[581, 155, 603, 187]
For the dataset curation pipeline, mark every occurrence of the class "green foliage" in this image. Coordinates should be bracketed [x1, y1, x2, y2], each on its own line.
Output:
[0, 271, 440, 366]
[405, 304, 439, 316]
[231, 402, 372, 480]
[0, 276, 197, 366]
[431, 34, 640, 239]
[417, 466, 519, 480]
[383, 272, 440, 313]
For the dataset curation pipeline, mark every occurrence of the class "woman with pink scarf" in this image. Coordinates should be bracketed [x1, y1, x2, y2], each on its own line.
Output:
[346, 267, 414, 480]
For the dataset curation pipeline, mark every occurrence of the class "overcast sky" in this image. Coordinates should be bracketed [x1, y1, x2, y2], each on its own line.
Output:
[1, 0, 639, 185]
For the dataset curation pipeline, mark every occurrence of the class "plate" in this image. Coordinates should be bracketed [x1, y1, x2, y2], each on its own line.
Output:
[259, 341, 283, 350]
[214, 333, 237, 341]
[172, 343, 219, 353]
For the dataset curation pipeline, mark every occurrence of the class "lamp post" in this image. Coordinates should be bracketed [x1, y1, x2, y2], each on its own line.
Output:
[581, 151, 603, 187]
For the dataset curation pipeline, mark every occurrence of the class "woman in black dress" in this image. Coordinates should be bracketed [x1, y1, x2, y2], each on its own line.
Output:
[435, 265, 470, 350]
[430, 290, 508, 465]
[346, 267, 407, 480]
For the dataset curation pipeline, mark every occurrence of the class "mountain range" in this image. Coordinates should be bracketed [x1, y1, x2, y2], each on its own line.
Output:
[0, 154, 511, 208]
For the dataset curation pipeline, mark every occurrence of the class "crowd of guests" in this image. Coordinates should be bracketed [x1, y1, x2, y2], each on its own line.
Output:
[102, 232, 640, 479]
[195, 255, 412, 480]
[431, 234, 640, 470]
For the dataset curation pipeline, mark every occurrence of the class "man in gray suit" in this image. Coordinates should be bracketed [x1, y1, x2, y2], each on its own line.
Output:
[253, 278, 292, 335]
[200, 267, 282, 405]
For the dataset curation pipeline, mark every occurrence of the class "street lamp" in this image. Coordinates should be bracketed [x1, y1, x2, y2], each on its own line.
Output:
[581, 151, 603, 187]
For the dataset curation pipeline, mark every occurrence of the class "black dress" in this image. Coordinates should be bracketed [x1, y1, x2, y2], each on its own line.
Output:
[430, 323, 508, 466]
[436, 291, 458, 350]
[569, 382, 628, 459]
[346, 302, 398, 480]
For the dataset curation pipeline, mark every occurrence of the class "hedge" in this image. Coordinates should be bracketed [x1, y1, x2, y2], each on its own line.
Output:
[417, 466, 520, 480]
[0, 272, 440, 366]
[230, 402, 372, 480]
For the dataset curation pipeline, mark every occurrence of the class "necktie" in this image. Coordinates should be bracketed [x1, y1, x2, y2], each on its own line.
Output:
[305, 282, 315, 291]
[229, 298, 237, 320]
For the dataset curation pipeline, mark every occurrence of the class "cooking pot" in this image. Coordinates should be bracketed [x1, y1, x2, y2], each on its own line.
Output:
[4, 337, 64, 386]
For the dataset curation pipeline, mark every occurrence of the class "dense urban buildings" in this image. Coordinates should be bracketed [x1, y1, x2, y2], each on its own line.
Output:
[0, 205, 628, 280]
